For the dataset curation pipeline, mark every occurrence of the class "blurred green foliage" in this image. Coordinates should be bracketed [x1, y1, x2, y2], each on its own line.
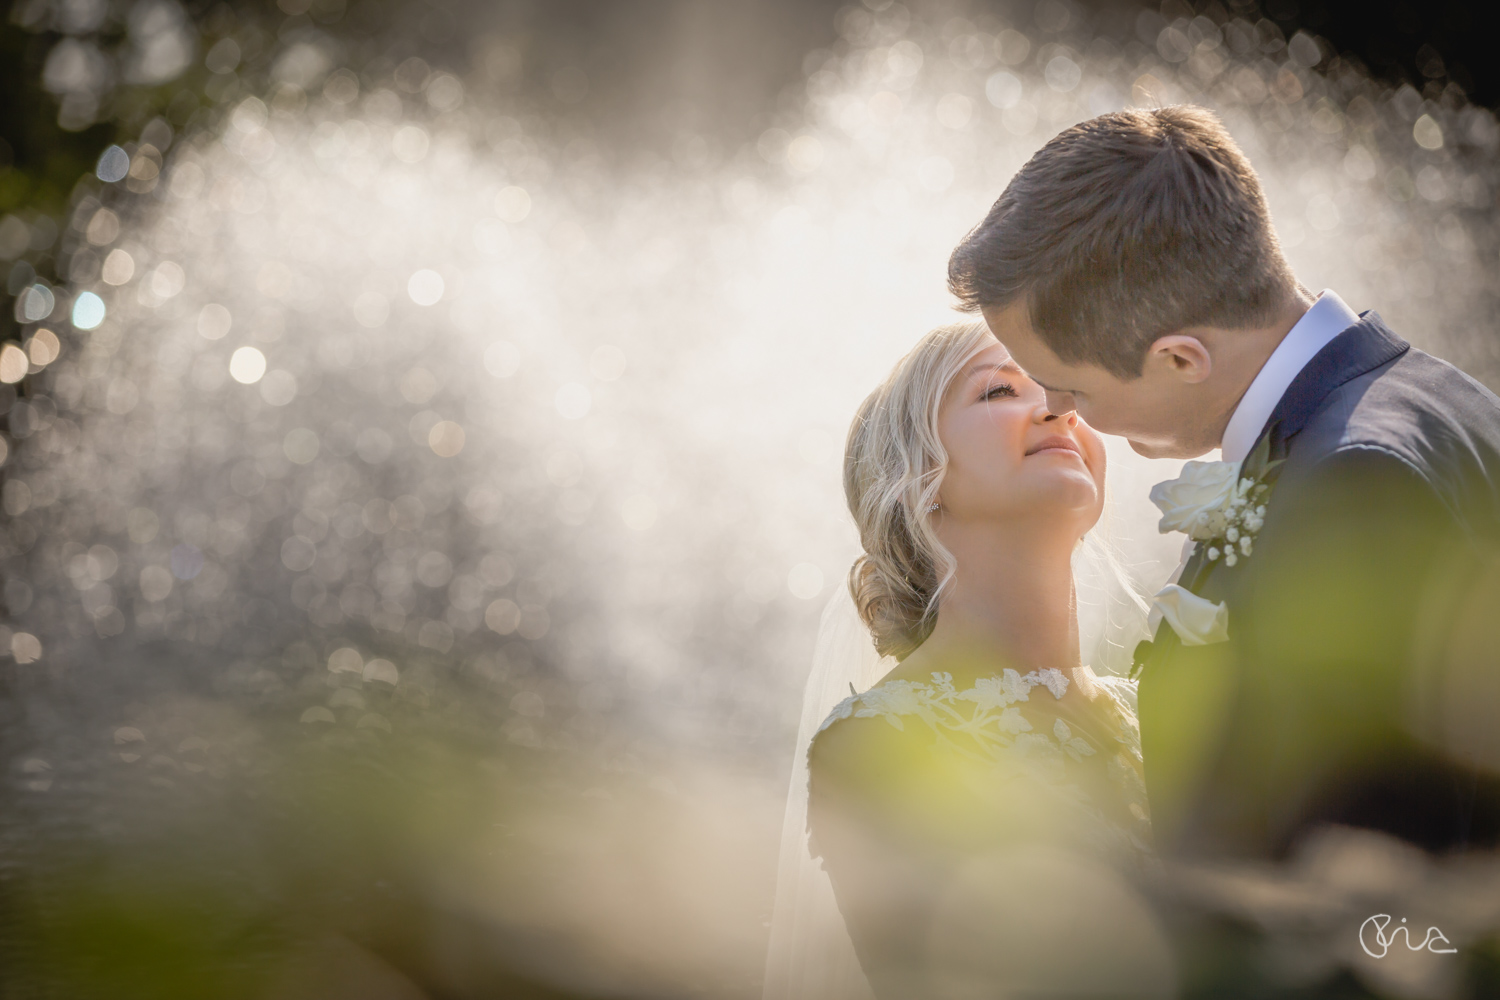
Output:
[0, 683, 598, 998]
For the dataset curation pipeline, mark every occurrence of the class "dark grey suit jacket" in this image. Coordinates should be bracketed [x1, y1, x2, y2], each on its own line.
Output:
[1137, 313, 1500, 859]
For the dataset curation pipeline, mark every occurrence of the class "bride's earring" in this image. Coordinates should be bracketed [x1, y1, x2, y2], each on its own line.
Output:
[927, 502, 940, 512]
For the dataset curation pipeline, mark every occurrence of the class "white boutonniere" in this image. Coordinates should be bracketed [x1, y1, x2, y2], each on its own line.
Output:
[1150, 584, 1230, 646]
[1145, 434, 1281, 647]
[1149, 434, 1280, 569]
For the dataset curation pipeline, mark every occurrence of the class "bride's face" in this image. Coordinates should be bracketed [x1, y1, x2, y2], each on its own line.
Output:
[935, 342, 1105, 532]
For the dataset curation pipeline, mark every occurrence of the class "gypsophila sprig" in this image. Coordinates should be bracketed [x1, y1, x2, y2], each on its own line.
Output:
[1150, 432, 1281, 568]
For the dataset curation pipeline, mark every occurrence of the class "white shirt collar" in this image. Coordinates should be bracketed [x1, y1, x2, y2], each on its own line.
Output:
[1218, 289, 1360, 463]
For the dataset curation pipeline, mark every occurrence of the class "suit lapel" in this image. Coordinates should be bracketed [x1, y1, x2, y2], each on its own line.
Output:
[1139, 314, 1412, 845]
[1258, 311, 1409, 449]
[1132, 314, 1408, 682]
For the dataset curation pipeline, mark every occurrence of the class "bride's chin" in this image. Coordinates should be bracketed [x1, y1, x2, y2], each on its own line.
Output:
[1057, 489, 1105, 528]
[1006, 485, 1100, 529]
[1036, 467, 1100, 504]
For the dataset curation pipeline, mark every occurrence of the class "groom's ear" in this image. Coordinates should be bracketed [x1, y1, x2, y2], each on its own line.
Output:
[1145, 334, 1212, 384]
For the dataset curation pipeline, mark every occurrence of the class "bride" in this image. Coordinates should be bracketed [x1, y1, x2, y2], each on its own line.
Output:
[764, 322, 1174, 999]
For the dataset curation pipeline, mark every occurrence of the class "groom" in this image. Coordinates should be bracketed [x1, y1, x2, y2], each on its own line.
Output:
[948, 106, 1500, 861]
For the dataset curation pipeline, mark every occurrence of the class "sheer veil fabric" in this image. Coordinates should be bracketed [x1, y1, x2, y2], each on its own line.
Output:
[762, 586, 889, 1000]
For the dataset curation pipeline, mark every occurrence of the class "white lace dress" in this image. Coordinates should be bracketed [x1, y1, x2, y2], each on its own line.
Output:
[805, 665, 1153, 997]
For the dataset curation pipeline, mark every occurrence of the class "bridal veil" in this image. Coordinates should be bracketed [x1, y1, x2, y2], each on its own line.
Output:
[762, 585, 888, 1000]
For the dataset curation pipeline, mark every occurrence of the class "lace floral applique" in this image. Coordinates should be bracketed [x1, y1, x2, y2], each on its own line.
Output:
[813, 668, 1151, 855]
[959, 668, 1032, 711]
[816, 668, 1080, 758]
[1002, 731, 1067, 783]
[1053, 718, 1096, 762]
[820, 693, 859, 733]
[1035, 668, 1070, 700]
[1091, 676, 1144, 763]
[855, 679, 937, 731]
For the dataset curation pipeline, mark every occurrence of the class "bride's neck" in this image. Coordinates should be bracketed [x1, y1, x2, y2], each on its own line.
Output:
[917, 521, 1080, 674]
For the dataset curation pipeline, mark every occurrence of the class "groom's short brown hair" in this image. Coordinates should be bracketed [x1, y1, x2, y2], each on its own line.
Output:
[947, 105, 1299, 378]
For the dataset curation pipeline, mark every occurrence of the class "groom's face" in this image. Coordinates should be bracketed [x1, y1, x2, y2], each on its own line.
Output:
[981, 302, 1215, 459]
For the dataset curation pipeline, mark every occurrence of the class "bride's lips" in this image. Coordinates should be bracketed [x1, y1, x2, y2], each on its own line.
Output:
[1025, 435, 1083, 459]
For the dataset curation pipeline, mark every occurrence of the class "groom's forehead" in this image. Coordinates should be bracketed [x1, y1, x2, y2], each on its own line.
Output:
[1005, 358, 1080, 394]
[962, 346, 1058, 386]
[980, 303, 1062, 369]
[1022, 370, 1067, 391]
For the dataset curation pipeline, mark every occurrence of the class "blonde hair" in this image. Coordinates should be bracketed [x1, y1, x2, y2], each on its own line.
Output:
[844, 321, 995, 659]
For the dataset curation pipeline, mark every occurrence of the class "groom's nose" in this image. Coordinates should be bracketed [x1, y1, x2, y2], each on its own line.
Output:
[1043, 389, 1077, 416]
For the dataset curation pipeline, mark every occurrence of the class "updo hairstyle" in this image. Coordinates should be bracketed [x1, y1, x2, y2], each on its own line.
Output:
[843, 322, 995, 659]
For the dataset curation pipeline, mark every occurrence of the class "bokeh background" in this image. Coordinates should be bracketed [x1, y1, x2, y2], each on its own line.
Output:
[1, 0, 1497, 997]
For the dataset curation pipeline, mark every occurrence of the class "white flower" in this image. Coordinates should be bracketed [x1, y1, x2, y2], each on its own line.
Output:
[1152, 583, 1230, 646]
[1149, 460, 1241, 540]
